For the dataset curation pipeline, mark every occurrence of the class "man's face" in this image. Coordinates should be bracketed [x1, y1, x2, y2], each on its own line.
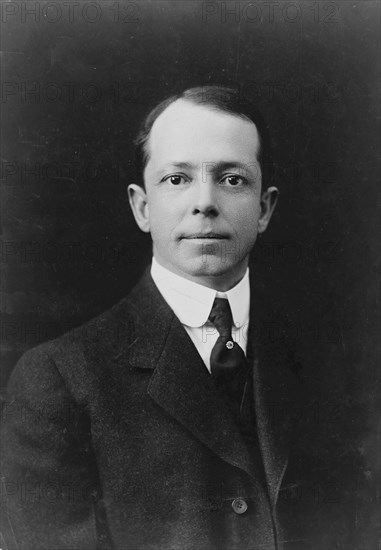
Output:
[129, 100, 277, 289]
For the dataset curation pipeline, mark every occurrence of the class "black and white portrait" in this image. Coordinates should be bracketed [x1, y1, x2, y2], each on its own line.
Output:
[1, 1, 379, 549]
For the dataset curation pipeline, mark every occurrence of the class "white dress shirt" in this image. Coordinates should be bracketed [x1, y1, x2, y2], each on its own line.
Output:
[150, 257, 250, 372]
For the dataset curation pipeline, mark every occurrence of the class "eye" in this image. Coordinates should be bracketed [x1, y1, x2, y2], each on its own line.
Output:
[221, 174, 245, 186]
[163, 174, 188, 186]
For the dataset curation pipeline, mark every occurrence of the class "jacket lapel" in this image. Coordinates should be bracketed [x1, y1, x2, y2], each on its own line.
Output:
[127, 269, 260, 481]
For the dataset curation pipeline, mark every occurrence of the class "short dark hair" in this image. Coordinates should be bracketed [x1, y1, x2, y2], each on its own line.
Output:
[134, 85, 274, 189]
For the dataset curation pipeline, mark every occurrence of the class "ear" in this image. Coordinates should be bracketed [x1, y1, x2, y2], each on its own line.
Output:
[127, 184, 150, 233]
[258, 186, 279, 233]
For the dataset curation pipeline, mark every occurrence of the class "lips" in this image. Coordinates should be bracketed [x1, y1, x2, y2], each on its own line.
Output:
[182, 233, 228, 239]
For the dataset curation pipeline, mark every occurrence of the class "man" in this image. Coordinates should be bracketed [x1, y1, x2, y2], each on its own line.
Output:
[1, 87, 371, 550]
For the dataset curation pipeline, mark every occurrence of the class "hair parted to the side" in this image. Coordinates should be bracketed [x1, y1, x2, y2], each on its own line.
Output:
[134, 85, 274, 190]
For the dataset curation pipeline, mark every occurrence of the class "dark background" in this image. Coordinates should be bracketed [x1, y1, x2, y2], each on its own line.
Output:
[1, 0, 379, 476]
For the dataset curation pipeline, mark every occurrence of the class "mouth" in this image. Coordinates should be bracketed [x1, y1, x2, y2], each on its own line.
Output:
[181, 233, 229, 240]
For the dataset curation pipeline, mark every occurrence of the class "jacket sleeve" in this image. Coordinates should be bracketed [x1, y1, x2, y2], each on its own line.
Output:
[1, 345, 100, 550]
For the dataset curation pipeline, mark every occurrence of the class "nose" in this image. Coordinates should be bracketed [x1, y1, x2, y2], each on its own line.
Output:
[192, 180, 219, 217]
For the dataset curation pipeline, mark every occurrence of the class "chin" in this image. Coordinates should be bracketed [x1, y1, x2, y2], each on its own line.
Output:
[181, 256, 240, 279]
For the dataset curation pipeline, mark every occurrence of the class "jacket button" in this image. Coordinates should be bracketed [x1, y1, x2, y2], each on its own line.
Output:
[232, 498, 248, 514]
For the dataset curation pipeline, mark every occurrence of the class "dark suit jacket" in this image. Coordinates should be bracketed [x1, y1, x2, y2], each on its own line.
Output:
[1, 269, 374, 550]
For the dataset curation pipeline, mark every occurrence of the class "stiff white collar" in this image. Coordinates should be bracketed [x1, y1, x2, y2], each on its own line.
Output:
[150, 257, 250, 329]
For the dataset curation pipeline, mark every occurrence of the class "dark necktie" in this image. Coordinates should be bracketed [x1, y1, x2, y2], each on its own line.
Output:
[208, 298, 249, 410]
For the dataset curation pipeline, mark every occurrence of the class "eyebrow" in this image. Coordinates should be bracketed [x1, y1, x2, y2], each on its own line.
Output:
[210, 161, 259, 173]
[170, 162, 194, 169]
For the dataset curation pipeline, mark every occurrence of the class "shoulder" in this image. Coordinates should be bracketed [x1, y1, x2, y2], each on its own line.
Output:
[6, 272, 154, 401]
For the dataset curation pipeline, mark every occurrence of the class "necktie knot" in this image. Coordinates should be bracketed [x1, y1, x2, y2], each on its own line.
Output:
[208, 297, 233, 339]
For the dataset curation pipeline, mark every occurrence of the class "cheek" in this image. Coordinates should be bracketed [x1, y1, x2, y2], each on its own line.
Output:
[148, 194, 186, 226]
[147, 202, 179, 242]
[228, 200, 261, 232]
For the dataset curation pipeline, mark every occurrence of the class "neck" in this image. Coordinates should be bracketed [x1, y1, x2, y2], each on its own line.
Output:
[153, 257, 248, 292]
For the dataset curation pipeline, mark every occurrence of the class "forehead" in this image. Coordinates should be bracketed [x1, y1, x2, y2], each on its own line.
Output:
[146, 99, 260, 169]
